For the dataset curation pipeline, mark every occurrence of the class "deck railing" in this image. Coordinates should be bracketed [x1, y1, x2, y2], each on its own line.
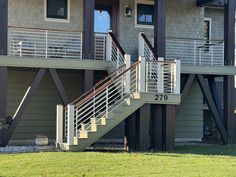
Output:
[145, 34, 224, 66]
[94, 33, 107, 60]
[8, 27, 126, 65]
[58, 57, 180, 145]
[9, 26, 83, 59]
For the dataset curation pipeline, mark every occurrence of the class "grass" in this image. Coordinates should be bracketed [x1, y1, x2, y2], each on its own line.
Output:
[1, 145, 236, 177]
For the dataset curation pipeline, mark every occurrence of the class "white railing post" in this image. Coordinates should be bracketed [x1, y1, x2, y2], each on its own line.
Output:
[45, 30, 48, 58]
[175, 60, 181, 94]
[139, 32, 145, 57]
[211, 45, 214, 66]
[106, 31, 112, 61]
[106, 87, 109, 118]
[158, 57, 164, 93]
[67, 104, 75, 145]
[138, 56, 146, 93]
[80, 33, 83, 59]
[193, 40, 197, 65]
[222, 41, 225, 66]
[56, 104, 63, 144]
[124, 54, 131, 93]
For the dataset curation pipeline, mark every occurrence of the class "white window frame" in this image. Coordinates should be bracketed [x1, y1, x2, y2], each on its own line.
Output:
[204, 17, 212, 40]
[44, 0, 70, 23]
[135, 0, 154, 29]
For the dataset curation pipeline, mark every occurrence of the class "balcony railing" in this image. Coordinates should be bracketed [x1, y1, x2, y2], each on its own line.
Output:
[9, 26, 83, 59]
[8, 27, 126, 64]
[147, 36, 225, 66]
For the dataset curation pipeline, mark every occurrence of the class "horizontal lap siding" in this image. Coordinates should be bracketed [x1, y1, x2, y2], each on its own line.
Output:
[8, 70, 83, 140]
[176, 80, 203, 140]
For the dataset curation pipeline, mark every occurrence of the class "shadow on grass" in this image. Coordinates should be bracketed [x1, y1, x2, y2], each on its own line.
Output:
[85, 144, 236, 158]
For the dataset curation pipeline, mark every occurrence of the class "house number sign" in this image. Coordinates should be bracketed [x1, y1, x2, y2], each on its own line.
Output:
[155, 94, 169, 101]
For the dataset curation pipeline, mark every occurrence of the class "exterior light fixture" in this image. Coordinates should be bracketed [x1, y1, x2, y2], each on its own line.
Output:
[125, 6, 132, 17]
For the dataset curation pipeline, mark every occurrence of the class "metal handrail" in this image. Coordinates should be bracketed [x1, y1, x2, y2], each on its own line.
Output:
[8, 25, 82, 33]
[108, 32, 125, 56]
[71, 61, 140, 107]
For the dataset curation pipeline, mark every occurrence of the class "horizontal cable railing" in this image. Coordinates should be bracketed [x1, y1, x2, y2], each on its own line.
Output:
[146, 60, 180, 94]
[8, 26, 83, 59]
[146, 35, 224, 66]
[94, 33, 107, 60]
[65, 61, 140, 139]
[60, 56, 180, 145]
[106, 31, 126, 69]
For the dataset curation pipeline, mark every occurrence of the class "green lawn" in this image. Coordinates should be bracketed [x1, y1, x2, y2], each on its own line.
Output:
[1, 145, 236, 177]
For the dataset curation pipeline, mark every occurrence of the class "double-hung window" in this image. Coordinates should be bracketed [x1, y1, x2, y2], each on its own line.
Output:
[45, 0, 69, 21]
[137, 4, 154, 26]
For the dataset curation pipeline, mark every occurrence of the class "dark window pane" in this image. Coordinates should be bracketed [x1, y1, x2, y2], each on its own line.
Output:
[137, 4, 154, 25]
[47, 0, 68, 19]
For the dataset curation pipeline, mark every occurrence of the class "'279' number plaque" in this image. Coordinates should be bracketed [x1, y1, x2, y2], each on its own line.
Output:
[155, 94, 169, 101]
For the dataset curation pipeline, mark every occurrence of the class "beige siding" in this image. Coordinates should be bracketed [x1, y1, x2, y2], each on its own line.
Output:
[176, 80, 203, 140]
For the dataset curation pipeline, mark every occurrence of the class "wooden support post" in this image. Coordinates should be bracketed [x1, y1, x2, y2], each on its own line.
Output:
[124, 112, 137, 151]
[0, 0, 8, 146]
[56, 104, 64, 145]
[83, 0, 94, 59]
[49, 69, 69, 105]
[163, 105, 176, 151]
[0, 67, 7, 125]
[0, 67, 7, 146]
[7, 68, 46, 142]
[154, 0, 166, 58]
[197, 74, 227, 144]
[0, 0, 8, 55]
[223, 0, 236, 144]
[224, 0, 235, 66]
[138, 104, 151, 151]
[224, 75, 235, 144]
[84, 70, 94, 92]
[151, 105, 163, 150]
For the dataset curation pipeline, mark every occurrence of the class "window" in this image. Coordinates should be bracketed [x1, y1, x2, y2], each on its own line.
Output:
[45, 0, 69, 21]
[137, 4, 154, 26]
[204, 18, 211, 52]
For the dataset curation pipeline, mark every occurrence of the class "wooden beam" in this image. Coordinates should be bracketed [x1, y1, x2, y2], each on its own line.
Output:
[138, 104, 151, 151]
[223, 75, 235, 144]
[197, 0, 220, 7]
[84, 70, 94, 92]
[151, 105, 163, 150]
[154, 0, 166, 58]
[124, 112, 137, 151]
[196, 74, 227, 144]
[163, 105, 176, 151]
[0, 0, 8, 55]
[0, 67, 7, 125]
[0, 67, 7, 146]
[7, 68, 46, 141]
[176, 74, 195, 113]
[49, 69, 69, 106]
[83, 0, 94, 59]
[208, 77, 223, 119]
[224, 0, 235, 66]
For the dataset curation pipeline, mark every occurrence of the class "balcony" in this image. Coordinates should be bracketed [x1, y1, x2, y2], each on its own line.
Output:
[147, 36, 225, 67]
[8, 26, 109, 61]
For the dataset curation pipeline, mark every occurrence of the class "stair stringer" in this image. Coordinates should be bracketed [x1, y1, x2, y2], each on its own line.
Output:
[61, 97, 145, 152]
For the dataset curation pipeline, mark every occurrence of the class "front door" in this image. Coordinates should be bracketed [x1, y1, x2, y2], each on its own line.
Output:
[94, 0, 119, 35]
